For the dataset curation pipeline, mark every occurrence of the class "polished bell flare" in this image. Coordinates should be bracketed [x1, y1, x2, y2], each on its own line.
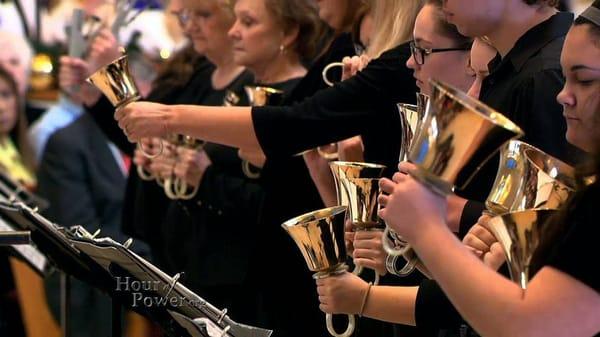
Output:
[487, 209, 558, 289]
[281, 206, 348, 275]
[329, 161, 386, 229]
[408, 79, 524, 195]
[486, 140, 576, 215]
[87, 55, 140, 109]
[245, 86, 284, 107]
[397, 93, 429, 162]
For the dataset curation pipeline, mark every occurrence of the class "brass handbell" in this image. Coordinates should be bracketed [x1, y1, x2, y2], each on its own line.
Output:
[329, 161, 386, 284]
[241, 86, 284, 179]
[408, 79, 524, 196]
[281, 206, 355, 337]
[482, 141, 576, 288]
[383, 93, 430, 263]
[487, 209, 557, 289]
[87, 55, 163, 158]
[485, 140, 576, 215]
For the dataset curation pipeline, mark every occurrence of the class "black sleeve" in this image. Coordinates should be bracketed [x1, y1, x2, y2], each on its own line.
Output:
[546, 185, 600, 293]
[252, 43, 416, 158]
[415, 279, 466, 330]
[37, 132, 100, 227]
[85, 97, 135, 156]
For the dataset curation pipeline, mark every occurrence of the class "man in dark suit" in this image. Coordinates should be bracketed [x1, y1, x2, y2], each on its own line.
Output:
[36, 112, 129, 337]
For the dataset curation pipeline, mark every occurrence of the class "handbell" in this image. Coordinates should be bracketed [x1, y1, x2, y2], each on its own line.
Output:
[408, 79, 524, 196]
[486, 140, 576, 215]
[87, 55, 140, 109]
[329, 161, 386, 229]
[87, 55, 163, 158]
[282, 206, 355, 337]
[487, 209, 558, 289]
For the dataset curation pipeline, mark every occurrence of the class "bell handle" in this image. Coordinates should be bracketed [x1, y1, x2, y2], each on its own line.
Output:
[322, 62, 344, 87]
[136, 164, 155, 181]
[325, 313, 355, 337]
[139, 139, 164, 159]
[163, 177, 179, 200]
[242, 160, 261, 179]
[351, 264, 380, 285]
[174, 177, 199, 200]
[382, 226, 412, 257]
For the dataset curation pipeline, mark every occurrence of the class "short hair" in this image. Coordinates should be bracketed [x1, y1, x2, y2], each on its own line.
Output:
[426, 0, 473, 48]
[574, 0, 600, 46]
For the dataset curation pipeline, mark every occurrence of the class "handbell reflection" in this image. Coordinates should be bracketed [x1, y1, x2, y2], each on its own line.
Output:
[408, 79, 524, 195]
[281, 206, 355, 337]
[87, 55, 163, 158]
[487, 209, 558, 289]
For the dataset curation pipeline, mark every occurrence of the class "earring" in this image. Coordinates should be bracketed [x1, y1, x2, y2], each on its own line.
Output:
[279, 44, 285, 54]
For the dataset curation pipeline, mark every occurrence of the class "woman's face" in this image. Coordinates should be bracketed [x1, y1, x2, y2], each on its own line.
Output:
[0, 77, 18, 136]
[406, 4, 473, 96]
[557, 25, 600, 153]
[181, 0, 234, 57]
[229, 0, 294, 71]
[441, 0, 503, 38]
[466, 39, 496, 98]
[315, 0, 348, 30]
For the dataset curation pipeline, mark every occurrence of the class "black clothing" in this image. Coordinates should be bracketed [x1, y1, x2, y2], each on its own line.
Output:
[253, 40, 426, 337]
[458, 12, 578, 232]
[416, 12, 579, 335]
[252, 41, 418, 176]
[546, 181, 600, 293]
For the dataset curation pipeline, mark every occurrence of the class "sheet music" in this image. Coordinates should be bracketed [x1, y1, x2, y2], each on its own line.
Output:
[0, 217, 48, 273]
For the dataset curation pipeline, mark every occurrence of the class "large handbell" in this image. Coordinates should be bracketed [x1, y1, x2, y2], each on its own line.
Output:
[482, 141, 576, 289]
[387, 79, 524, 277]
[485, 140, 576, 215]
[329, 161, 386, 284]
[383, 93, 429, 264]
[487, 209, 558, 289]
[241, 86, 284, 179]
[281, 206, 355, 337]
[87, 55, 163, 158]
[408, 79, 524, 195]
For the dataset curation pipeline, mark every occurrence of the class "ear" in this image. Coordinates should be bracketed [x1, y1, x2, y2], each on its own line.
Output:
[282, 24, 300, 49]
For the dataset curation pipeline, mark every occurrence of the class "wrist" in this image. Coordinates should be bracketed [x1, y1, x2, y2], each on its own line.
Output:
[167, 105, 182, 135]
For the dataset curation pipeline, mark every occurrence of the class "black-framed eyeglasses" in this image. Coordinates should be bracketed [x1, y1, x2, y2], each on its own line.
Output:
[409, 41, 471, 66]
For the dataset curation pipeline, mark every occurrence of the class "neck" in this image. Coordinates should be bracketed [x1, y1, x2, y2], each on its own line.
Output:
[250, 54, 306, 85]
[487, 4, 557, 57]
[208, 49, 245, 90]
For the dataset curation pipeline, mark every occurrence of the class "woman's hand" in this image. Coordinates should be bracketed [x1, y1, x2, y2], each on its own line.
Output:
[341, 55, 371, 81]
[353, 231, 387, 276]
[337, 136, 364, 162]
[173, 147, 212, 187]
[378, 162, 447, 242]
[59, 56, 101, 105]
[116, 101, 173, 141]
[463, 215, 506, 270]
[87, 28, 122, 73]
[316, 272, 370, 314]
[147, 142, 177, 179]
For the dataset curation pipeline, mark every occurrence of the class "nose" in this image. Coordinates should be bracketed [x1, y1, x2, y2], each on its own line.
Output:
[556, 83, 575, 108]
[228, 20, 241, 40]
[406, 55, 417, 71]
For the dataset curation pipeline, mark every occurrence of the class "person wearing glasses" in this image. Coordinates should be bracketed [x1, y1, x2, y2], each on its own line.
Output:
[377, 2, 600, 336]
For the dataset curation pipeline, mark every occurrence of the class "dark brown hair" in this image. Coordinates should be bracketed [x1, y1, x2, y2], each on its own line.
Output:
[522, 0, 560, 7]
[0, 66, 35, 173]
[265, 0, 327, 60]
[150, 45, 206, 102]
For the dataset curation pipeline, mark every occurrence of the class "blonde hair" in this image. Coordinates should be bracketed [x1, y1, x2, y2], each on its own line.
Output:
[367, 0, 424, 58]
